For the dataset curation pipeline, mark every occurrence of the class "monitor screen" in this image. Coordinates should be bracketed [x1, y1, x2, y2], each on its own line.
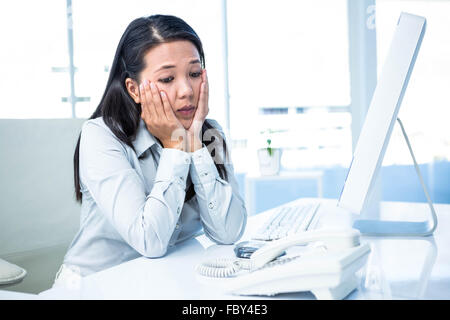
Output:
[338, 12, 426, 214]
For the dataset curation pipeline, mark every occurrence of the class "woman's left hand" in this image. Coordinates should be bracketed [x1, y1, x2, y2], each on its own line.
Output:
[187, 69, 209, 152]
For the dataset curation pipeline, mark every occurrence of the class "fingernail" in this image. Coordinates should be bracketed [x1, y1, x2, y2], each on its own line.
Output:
[150, 82, 155, 90]
[160, 91, 165, 97]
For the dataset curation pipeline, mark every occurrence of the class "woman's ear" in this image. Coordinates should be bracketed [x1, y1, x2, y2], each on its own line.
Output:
[125, 78, 141, 104]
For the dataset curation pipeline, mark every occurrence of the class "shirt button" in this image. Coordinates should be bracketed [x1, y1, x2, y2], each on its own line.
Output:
[208, 201, 214, 210]
[184, 157, 190, 164]
[175, 224, 180, 230]
[177, 207, 181, 214]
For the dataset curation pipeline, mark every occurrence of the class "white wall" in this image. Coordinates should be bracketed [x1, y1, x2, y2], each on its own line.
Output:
[0, 119, 85, 293]
[0, 119, 84, 255]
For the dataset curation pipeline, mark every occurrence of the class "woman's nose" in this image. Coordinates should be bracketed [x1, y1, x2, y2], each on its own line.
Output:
[177, 78, 194, 99]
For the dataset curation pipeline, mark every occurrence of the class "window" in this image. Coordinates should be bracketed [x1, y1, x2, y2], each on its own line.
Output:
[1, 0, 354, 173]
[376, 0, 450, 165]
[226, 0, 352, 172]
[0, 0, 69, 118]
[0, 0, 228, 125]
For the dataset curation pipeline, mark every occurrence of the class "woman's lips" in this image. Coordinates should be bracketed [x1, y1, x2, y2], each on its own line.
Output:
[177, 106, 195, 116]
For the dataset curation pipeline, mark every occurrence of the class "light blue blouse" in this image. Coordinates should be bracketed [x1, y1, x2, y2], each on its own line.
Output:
[63, 117, 247, 276]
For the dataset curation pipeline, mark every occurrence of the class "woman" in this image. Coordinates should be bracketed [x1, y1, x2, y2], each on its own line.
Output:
[53, 14, 247, 287]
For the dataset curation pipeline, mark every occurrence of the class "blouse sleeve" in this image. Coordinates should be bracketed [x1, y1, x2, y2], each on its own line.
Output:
[189, 120, 247, 244]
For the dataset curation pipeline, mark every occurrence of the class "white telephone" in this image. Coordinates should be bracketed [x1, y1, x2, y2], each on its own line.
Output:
[196, 228, 371, 300]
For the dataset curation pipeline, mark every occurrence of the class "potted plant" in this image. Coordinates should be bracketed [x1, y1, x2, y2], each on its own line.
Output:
[257, 129, 283, 176]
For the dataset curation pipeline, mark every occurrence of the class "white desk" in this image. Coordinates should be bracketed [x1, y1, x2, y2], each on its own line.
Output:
[20, 199, 450, 300]
[0, 290, 38, 300]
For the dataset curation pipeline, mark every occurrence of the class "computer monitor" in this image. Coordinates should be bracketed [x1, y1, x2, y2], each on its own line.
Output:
[337, 12, 437, 236]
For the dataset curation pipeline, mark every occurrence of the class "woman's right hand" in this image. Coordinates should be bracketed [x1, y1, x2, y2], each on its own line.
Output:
[139, 80, 187, 151]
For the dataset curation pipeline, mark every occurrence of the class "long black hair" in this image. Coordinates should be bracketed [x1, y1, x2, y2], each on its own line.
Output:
[74, 14, 228, 203]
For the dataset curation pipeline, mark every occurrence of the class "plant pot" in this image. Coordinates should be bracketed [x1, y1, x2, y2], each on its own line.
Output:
[257, 148, 282, 176]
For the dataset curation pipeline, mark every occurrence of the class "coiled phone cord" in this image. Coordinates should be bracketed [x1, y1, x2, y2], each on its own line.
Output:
[196, 255, 302, 278]
[196, 258, 253, 278]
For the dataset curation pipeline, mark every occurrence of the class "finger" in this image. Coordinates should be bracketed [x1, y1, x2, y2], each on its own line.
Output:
[198, 70, 209, 117]
[139, 82, 150, 120]
[202, 69, 209, 93]
[145, 80, 160, 119]
[201, 69, 209, 99]
[149, 82, 166, 120]
[159, 90, 177, 122]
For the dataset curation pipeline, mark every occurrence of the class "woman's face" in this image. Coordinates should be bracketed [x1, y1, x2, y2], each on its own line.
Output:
[130, 40, 203, 130]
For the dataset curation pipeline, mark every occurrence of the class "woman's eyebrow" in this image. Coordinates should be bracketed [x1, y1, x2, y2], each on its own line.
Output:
[155, 59, 201, 72]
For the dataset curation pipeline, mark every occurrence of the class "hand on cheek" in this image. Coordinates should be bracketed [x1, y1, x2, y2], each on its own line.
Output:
[139, 80, 187, 151]
[187, 69, 209, 152]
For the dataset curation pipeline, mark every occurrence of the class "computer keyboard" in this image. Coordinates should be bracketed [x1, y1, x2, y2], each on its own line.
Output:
[251, 202, 321, 241]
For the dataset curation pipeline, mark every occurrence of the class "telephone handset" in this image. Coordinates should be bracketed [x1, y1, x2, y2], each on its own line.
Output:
[196, 228, 371, 300]
[249, 228, 361, 269]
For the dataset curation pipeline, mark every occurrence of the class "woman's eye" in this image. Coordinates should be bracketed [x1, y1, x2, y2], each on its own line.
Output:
[158, 72, 200, 83]
[159, 76, 174, 83]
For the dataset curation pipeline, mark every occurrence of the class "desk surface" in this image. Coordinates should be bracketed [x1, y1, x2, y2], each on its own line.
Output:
[17, 199, 450, 299]
[245, 171, 324, 180]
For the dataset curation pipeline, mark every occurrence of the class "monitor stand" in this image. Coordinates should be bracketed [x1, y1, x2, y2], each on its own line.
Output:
[353, 118, 438, 236]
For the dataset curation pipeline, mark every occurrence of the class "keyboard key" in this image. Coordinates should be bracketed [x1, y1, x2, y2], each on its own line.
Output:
[252, 203, 321, 241]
